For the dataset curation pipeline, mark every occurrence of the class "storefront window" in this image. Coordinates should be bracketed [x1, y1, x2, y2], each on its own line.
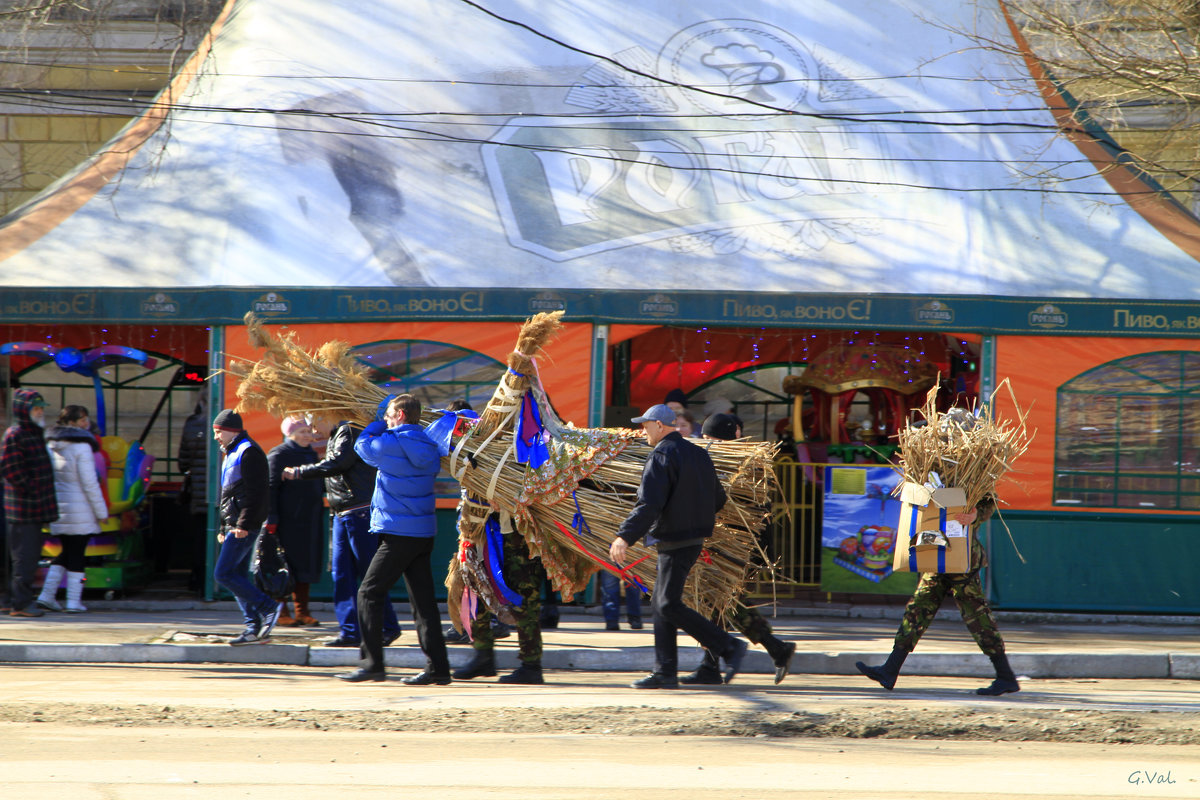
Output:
[352, 340, 505, 411]
[352, 339, 505, 497]
[1054, 351, 1200, 510]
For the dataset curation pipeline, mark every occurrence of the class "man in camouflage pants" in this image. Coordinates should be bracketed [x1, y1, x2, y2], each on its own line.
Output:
[856, 498, 1020, 696]
[452, 513, 547, 685]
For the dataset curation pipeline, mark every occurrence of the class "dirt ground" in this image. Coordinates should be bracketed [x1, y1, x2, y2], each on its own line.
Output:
[4, 702, 1197, 746]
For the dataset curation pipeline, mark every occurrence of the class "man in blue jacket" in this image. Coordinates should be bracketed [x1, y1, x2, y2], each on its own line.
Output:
[340, 394, 450, 684]
[609, 404, 748, 689]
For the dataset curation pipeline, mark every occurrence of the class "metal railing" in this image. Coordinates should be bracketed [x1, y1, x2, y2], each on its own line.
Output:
[749, 458, 825, 597]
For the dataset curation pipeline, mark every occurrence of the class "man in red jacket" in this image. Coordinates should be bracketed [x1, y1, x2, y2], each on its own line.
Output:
[1, 389, 58, 617]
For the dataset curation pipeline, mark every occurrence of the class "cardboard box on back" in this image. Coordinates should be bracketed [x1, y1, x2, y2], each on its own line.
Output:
[893, 482, 970, 574]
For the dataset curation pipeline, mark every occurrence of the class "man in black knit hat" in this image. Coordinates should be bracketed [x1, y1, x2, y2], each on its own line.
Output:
[211, 409, 282, 645]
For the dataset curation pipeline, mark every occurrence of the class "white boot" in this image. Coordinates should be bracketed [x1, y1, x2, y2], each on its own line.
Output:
[65, 571, 88, 613]
[36, 564, 66, 612]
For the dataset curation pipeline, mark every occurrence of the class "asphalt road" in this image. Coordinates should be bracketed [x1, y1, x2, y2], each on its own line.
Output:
[3, 664, 1199, 799]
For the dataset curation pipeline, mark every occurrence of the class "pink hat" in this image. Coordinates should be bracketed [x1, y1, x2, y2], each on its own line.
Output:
[281, 416, 309, 437]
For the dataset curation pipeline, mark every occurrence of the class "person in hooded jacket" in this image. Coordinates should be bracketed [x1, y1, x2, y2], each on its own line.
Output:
[266, 416, 324, 627]
[339, 393, 448, 684]
[37, 405, 107, 613]
[1, 389, 58, 617]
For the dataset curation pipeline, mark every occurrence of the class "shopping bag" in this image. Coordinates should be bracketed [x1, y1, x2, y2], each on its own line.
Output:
[251, 532, 294, 599]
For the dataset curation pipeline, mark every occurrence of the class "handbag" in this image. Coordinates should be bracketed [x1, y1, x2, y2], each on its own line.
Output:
[251, 532, 294, 599]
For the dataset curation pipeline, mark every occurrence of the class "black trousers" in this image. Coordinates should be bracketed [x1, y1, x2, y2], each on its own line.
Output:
[50, 534, 90, 572]
[8, 521, 44, 612]
[357, 533, 449, 675]
[652, 544, 734, 676]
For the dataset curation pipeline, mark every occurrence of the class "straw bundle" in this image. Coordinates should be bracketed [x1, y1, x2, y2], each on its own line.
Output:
[895, 378, 1034, 508]
[227, 312, 778, 622]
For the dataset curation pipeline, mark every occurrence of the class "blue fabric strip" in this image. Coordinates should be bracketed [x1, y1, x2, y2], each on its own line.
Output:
[485, 517, 523, 607]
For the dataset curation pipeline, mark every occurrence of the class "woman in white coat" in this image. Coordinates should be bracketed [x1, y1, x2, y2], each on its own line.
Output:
[37, 405, 108, 613]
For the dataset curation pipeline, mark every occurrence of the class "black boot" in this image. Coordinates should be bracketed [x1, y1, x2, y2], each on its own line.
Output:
[977, 651, 1020, 696]
[539, 604, 559, 629]
[764, 635, 798, 685]
[452, 648, 497, 680]
[855, 647, 908, 691]
[498, 661, 544, 684]
[680, 650, 723, 685]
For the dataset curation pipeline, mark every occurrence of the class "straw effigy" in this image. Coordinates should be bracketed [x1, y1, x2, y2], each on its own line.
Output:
[227, 311, 777, 627]
[895, 378, 1035, 510]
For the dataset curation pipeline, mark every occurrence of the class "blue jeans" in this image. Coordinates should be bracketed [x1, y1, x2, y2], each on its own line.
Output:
[213, 531, 276, 631]
[599, 570, 642, 623]
[332, 509, 399, 641]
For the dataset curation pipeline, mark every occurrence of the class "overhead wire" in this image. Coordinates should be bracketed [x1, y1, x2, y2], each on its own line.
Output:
[0, 1, 1190, 197]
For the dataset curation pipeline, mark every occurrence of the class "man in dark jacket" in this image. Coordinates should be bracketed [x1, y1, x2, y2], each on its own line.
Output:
[679, 413, 796, 685]
[338, 394, 448, 684]
[211, 409, 282, 645]
[176, 396, 209, 593]
[1, 389, 58, 617]
[283, 415, 401, 647]
[609, 404, 748, 689]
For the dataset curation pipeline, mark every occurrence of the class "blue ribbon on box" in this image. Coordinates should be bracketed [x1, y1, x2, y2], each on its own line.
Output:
[907, 505, 947, 573]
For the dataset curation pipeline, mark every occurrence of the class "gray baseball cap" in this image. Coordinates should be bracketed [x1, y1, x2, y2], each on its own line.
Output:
[631, 404, 676, 425]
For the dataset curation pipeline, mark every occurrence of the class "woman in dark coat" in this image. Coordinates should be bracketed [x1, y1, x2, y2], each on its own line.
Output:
[267, 417, 325, 626]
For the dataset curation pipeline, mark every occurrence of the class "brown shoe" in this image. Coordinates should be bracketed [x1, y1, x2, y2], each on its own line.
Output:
[294, 614, 320, 627]
[276, 600, 298, 628]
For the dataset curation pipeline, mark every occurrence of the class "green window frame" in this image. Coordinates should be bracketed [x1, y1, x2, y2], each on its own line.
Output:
[352, 339, 506, 498]
[1054, 351, 1200, 510]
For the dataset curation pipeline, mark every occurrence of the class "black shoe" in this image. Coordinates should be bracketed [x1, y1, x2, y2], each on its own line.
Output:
[605, 619, 619, 631]
[497, 663, 544, 685]
[453, 650, 497, 680]
[444, 625, 470, 644]
[977, 677, 1021, 696]
[338, 668, 385, 683]
[773, 642, 797, 685]
[322, 636, 361, 648]
[855, 660, 898, 691]
[382, 630, 401, 647]
[722, 638, 749, 684]
[402, 671, 452, 686]
[632, 672, 678, 689]
[679, 664, 724, 685]
[627, 615, 643, 630]
[491, 620, 513, 639]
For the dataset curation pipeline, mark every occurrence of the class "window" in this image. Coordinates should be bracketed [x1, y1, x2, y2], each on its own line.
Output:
[1054, 351, 1200, 510]
[352, 339, 506, 497]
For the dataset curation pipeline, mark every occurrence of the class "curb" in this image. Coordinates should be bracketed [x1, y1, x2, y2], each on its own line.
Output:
[1, 643, 1194, 679]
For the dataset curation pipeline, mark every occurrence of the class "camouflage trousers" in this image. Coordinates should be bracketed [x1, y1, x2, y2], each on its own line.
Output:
[894, 570, 1006, 656]
[725, 601, 774, 647]
[470, 533, 544, 664]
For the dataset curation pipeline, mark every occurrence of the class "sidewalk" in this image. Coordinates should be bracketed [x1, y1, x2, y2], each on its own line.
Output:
[3, 601, 1200, 680]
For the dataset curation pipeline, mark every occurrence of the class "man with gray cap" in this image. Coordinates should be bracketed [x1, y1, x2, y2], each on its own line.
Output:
[609, 404, 748, 689]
